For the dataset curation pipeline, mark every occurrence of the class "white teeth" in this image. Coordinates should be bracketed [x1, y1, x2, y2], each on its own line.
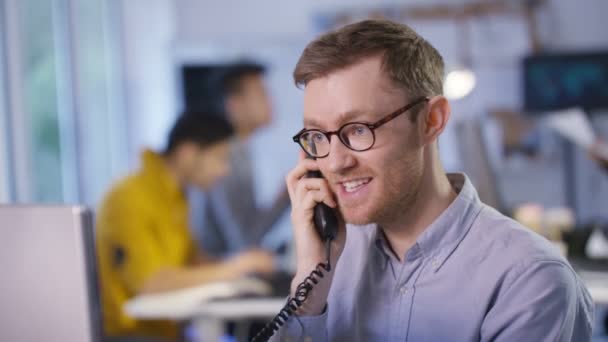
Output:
[343, 178, 370, 193]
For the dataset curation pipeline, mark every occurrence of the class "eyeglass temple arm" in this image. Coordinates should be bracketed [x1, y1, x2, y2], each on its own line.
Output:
[370, 96, 430, 129]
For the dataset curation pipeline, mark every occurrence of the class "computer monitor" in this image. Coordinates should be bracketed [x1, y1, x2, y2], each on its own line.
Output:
[523, 51, 608, 113]
[181, 64, 226, 113]
[0, 205, 101, 342]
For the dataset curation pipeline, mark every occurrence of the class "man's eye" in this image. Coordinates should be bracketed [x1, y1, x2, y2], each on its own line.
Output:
[312, 133, 325, 142]
[354, 126, 366, 135]
[346, 125, 367, 136]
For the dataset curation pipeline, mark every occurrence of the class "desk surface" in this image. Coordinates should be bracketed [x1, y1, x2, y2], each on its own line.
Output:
[579, 270, 608, 305]
[125, 278, 274, 320]
[191, 297, 286, 320]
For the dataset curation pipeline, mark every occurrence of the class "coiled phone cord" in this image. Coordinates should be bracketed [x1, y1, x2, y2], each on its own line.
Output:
[251, 240, 332, 342]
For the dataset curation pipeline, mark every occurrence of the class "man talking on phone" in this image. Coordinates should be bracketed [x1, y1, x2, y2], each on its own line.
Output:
[274, 20, 593, 341]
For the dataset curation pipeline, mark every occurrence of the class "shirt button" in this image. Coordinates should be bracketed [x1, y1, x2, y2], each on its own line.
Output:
[399, 286, 408, 295]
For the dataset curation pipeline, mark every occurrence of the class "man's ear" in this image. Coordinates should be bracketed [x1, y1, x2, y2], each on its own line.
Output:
[421, 96, 451, 145]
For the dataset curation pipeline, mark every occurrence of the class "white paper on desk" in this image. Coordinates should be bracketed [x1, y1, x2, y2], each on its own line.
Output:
[545, 108, 595, 148]
[124, 278, 271, 320]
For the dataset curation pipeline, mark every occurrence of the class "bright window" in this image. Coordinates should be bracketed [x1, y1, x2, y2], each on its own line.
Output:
[2, 0, 127, 205]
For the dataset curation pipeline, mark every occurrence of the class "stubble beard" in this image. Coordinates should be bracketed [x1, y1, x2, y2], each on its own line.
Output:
[339, 155, 423, 227]
[372, 160, 422, 227]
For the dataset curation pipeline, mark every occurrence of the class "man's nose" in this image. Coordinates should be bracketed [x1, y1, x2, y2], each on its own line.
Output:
[326, 137, 356, 174]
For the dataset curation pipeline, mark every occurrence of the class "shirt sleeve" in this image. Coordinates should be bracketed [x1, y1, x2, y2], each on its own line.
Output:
[102, 200, 178, 294]
[480, 260, 594, 342]
[270, 305, 329, 342]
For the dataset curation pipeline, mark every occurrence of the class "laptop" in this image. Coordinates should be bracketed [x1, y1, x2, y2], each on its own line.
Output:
[0, 205, 101, 342]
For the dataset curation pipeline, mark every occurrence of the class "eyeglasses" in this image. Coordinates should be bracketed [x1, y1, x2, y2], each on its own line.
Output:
[292, 97, 429, 158]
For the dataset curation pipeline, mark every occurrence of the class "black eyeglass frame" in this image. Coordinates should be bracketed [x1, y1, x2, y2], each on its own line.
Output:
[292, 96, 430, 158]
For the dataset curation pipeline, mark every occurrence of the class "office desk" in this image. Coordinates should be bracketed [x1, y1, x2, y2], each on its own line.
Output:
[127, 295, 284, 342]
[125, 278, 285, 341]
[580, 270, 608, 305]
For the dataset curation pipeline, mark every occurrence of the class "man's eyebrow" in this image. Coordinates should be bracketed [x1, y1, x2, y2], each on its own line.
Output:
[303, 110, 371, 129]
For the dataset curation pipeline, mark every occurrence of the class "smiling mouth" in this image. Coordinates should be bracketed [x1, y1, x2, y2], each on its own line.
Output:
[340, 178, 372, 193]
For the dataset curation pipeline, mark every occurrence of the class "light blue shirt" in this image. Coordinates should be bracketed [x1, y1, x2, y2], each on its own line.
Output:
[275, 173, 594, 341]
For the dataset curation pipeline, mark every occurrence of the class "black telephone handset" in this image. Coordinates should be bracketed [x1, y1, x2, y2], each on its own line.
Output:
[252, 164, 339, 342]
[307, 169, 338, 242]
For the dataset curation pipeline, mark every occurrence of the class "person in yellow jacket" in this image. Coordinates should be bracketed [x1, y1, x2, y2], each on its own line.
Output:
[96, 113, 275, 342]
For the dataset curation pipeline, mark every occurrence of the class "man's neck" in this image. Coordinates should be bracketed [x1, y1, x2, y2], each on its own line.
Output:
[162, 153, 187, 190]
[380, 160, 457, 262]
[237, 129, 253, 140]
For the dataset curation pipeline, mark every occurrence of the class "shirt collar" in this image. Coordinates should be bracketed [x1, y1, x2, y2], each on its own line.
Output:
[373, 173, 483, 272]
[140, 149, 184, 201]
[374, 229, 393, 270]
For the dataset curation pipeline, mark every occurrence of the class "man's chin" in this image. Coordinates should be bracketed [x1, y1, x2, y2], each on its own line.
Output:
[345, 219, 373, 226]
[342, 209, 374, 226]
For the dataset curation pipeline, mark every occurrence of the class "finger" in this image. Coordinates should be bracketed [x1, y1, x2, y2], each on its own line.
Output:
[313, 187, 337, 208]
[286, 159, 319, 196]
[299, 187, 337, 211]
[294, 178, 325, 199]
[294, 178, 336, 207]
[286, 159, 316, 186]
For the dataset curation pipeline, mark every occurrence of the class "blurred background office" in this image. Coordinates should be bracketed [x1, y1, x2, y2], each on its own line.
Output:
[2, 0, 608, 340]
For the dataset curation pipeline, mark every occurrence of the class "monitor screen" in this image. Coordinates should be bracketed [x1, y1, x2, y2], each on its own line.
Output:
[0, 206, 101, 342]
[523, 51, 608, 112]
[181, 64, 230, 114]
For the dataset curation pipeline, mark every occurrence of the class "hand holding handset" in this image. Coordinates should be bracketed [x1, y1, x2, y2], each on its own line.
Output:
[252, 159, 339, 342]
[307, 169, 339, 242]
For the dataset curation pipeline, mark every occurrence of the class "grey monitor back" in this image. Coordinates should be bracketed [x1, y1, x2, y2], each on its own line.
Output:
[0, 205, 101, 342]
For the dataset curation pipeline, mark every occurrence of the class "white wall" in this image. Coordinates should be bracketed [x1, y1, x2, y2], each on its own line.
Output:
[174, 0, 488, 42]
[119, 0, 178, 168]
[175, 0, 312, 43]
[539, 0, 608, 51]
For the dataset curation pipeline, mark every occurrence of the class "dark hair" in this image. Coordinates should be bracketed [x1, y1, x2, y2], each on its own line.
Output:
[183, 62, 266, 115]
[294, 19, 444, 99]
[218, 62, 266, 96]
[164, 112, 234, 154]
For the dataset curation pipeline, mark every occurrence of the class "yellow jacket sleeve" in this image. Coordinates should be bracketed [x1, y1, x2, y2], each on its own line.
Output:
[99, 196, 186, 294]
